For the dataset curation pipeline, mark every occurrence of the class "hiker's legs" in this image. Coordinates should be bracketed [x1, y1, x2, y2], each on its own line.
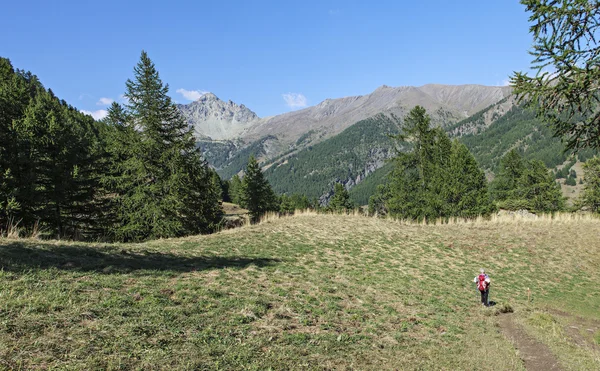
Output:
[483, 289, 489, 306]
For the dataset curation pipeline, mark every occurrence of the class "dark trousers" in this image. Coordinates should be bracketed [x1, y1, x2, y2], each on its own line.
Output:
[480, 289, 489, 306]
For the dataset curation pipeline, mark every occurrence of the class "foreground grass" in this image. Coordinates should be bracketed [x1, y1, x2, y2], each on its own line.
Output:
[0, 213, 599, 370]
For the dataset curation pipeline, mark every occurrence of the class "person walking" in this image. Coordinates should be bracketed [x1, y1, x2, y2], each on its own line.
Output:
[474, 268, 491, 306]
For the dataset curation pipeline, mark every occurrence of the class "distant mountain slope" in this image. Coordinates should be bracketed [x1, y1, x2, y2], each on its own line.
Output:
[346, 101, 598, 205]
[181, 85, 510, 144]
[263, 114, 403, 202]
[242, 85, 511, 147]
[178, 93, 259, 140]
[184, 85, 512, 183]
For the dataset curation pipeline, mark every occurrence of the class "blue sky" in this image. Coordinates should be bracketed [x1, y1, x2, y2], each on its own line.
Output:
[2, 1, 533, 119]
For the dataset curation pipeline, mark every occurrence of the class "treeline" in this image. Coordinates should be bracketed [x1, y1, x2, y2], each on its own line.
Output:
[369, 106, 567, 220]
[225, 156, 357, 220]
[0, 53, 222, 241]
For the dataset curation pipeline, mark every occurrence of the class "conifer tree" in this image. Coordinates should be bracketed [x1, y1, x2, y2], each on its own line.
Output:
[516, 160, 565, 212]
[328, 183, 354, 213]
[491, 150, 564, 212]
[279, 195, 295, 215]
[579, 157, 600, 212]
[229, 174, 244, 206]
[375, 106, 493, 220]
[490, 149, 526, 202]
[446, 141, 494, 217]
[242, 155, 278, 223]
[105, 51, 221, 240]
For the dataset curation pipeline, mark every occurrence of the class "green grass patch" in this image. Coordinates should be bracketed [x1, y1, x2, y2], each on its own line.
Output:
[1, 214, 599, 369]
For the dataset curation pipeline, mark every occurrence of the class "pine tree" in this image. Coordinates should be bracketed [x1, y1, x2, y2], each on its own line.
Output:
[490, 149, 526, 202]
[579, 157, 600, 212]
[11, 83, 104, 237]
[516, 160, 565, 213]
[279, 195, 295, 215]
[0, 57, 108, 237]
[229, 175, 244, 206]
[105, 51, 221, 241]
[492, 150, 564, 212]
[328, 183, 354, 213]
[512, 0, 600, 150]
[242, 155, 278, 223]
[445, 140, 495, 217]
[375, 106, 493, 220]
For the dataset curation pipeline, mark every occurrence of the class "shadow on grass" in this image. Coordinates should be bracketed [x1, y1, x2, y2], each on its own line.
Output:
[0, 241, 280, 274]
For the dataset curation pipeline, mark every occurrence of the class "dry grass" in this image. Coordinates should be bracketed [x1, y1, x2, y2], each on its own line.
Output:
[1, 212, 599, 369]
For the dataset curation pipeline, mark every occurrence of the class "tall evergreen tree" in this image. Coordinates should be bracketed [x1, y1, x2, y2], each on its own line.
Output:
[490, 149, 526, 202]
[375, 106, 493, 220]
[328, 183, 354, 213]
[229, 174, 244, 206]
[579, 157, 600, 212]
[0, 57, 106, 237]
[242, 155, 278, 223]
[105, 51, 221, 241]
[445, 140, 495, 217]
[516, 160, 565, 212]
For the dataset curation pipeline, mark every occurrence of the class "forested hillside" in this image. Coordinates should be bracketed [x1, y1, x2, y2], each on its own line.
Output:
[456, 104, 596, 171]
[277, 101, 598, 205]
[263, 114, 403, 201]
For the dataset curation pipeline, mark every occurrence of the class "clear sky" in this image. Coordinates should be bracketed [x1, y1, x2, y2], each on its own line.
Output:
[2, 1, 534, 119]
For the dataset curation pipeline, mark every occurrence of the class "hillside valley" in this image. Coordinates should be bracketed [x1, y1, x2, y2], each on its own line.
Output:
[183, 87, 595, 205]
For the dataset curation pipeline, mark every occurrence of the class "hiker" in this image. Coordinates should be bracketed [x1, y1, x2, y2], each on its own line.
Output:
[473, 268, 491, 306]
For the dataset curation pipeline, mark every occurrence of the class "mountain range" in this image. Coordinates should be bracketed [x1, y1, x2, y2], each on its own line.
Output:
[178, 84, 590, 204]
[182, 84, 511, 145]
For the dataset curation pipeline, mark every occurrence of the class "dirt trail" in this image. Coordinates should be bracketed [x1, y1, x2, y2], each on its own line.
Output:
[498, 314, 562, 371]
[549, 309, 600, 352]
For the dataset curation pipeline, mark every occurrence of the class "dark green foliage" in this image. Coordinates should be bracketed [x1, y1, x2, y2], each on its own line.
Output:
[372, 106, 493, 220]
[489, 150, 526, 202]
[210, 171, 224, 201]
[445, 141, 496, 217]
[279, 194, 312, 215]
[328, 183, 354, 213]
[265, 114, 402, 200]
[228, 175, 244, 206]
[219, 176, 231, 203]
[102, 51, 221, 241]
[491, 151, 564, 213]
[350, 161, 394, 206]
[0, 57, 106, 238]
[579, 157, 600, 212]
[210, 136, 277, 180]
[242, 156, 279, 223]
[459, 105, 573, 171]
[512, 0, 600, 150]
[565, 176, 577, 186]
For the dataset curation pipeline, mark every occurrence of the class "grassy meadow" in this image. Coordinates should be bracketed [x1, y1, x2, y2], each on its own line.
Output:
[1, 212, 599, 370]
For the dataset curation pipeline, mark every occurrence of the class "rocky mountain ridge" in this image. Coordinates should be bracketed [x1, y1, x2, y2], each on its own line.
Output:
[179, 84, 512, 146]
[177, 93, 259, 140]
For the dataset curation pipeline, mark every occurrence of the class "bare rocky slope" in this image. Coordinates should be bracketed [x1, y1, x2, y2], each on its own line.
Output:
[180, 84, 511, 146]
[177, 93, 259, 141]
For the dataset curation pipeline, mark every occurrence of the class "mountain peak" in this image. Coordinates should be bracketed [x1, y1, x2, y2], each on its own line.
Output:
[199, 92, 218, 101]
[179, 93, 259, 140]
